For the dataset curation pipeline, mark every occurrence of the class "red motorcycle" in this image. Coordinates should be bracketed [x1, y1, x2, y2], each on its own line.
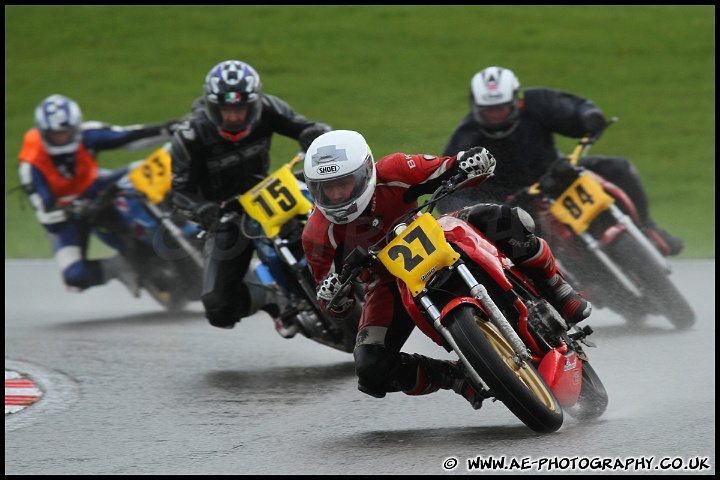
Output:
[330, 171, 608, 433]
[524, 119, 695, 329]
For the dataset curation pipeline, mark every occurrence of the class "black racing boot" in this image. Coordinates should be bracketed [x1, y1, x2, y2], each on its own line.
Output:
[642, 220, 684, 256]
[246, 282, 298, 338]
[402, 354, 483, 410]
[518, 238, 592, 328]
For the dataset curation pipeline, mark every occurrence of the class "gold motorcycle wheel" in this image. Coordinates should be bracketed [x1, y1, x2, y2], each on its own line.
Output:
[476, 319, 558, 410]
[445, 305, 563, 432]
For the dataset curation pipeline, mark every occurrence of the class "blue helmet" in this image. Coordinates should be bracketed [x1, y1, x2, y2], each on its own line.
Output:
[202, 60, 264, 139]
[34, 94, 83, 156]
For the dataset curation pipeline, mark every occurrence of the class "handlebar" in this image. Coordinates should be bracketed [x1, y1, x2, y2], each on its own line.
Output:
[325, 170, 485, 310]
[568, 116, 618, 165]
[66, 183, 122, 224]
[370, 171, 474, 252]
[219, 155, 306, 221]
[327, 247, 370, 312]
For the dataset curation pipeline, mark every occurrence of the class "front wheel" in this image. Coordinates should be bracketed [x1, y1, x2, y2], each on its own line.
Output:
[445, 305, 564, 433]
[606, 230, 696, 329]
[145, 283, 189, 312]
[131, 251, 198, 311]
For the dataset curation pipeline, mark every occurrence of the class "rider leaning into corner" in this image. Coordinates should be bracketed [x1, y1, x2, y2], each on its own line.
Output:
[17, 94, 180, 297]
[301, 130, 592, 411]
[167, 60, 331, 338]
[436, 66, 684, 256]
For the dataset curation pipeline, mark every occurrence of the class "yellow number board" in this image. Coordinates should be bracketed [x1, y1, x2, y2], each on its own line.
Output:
[239, 165, 313, 238]
[549, 174, 615, 234]
[377, 213, 460, 296]
[128, 148, 172, 204]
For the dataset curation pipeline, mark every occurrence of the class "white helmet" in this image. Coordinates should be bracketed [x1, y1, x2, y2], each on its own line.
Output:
[470, 66, 522, 139]
[303, 130, 376, 225]
[34, 94, 83, 156]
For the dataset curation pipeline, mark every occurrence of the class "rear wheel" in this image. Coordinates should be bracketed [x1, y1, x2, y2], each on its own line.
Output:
[563, 361, 608, 420]
[445, 305, 564, 433]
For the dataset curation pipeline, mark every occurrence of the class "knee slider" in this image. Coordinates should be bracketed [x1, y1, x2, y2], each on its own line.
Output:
[465, 203, 504, 224]
[498, 206, 539, 259]
[468, 204, 538, 259]
[512, 206, 536, 234]
[354, 343, 396, 398]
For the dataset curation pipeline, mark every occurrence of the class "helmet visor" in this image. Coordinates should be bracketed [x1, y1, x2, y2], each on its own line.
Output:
[206, 96, 261, 133]
[43, 127, 77, 147]
[218, 104, 250, 132]
[307, 154, 374, 211]
[472, 102, 515, 128]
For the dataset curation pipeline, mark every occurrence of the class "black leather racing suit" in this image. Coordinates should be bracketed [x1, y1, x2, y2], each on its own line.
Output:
[437, 87, 651, 225]
[170, 94, 329, 328]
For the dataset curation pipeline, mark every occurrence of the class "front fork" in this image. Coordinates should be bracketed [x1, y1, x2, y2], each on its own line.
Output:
[577, 204, 671, 297]
[145, 201, 204, 269]
[416, 262, 532, 388]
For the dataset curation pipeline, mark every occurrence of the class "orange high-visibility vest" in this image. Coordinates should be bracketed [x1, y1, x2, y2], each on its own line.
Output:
[18, 129, 99, 205]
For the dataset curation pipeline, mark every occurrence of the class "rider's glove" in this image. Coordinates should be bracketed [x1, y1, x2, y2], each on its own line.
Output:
[317, 272, 354, 315]
[194, 201, 220, 230]
[457, 147, 496, 179]
[581, 108, 606, 135]
[65, 199, 96, 223]
[537, 157, 580, 196]
[299, 124, 331, 152]
[162, 119, 182, 136]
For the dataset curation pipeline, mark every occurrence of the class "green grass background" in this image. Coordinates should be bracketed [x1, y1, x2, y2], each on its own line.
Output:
[5, 6, 715, 259]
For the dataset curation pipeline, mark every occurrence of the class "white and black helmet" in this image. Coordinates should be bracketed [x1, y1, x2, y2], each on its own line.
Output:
[470, 66, 522, 139]
[34, 94, 83, 156]
[303, 130, 376, 225]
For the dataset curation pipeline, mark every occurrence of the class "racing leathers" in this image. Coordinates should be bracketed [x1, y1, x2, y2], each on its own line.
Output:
[301, 151, 590, 404]
[437, 87, 683, 255]
[18, 120, 178, 291]
[169, 94, 330, 329]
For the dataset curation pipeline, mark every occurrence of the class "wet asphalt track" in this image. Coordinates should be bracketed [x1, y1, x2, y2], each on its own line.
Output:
[5, 259, 715, 475]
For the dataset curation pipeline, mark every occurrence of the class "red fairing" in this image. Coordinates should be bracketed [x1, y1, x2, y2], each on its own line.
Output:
[537, 349, 583, 406]
[399, 286, 486, 347]
[396, 214, 517, 347]
[600, 223, 625, 246]
[395, 214, 543, 355]
[437, 215, 514, 291]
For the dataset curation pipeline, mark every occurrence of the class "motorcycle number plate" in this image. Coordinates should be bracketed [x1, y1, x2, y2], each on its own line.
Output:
[550, 174, 615, 234]
[128, 148, 172, 205]
[239, 165, 313, 238]
[378, 213, 460, 296]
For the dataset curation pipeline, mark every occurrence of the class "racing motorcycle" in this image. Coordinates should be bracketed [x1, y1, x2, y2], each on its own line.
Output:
[71, 147, 204, 310]
[198, 154, 361, 353]
[328, 171, 608, 433]
[521, 119, 695, 330]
